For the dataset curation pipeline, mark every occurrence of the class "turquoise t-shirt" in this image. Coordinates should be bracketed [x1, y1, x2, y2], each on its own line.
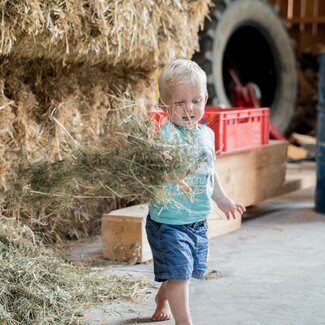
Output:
[149, 122, 216, 225]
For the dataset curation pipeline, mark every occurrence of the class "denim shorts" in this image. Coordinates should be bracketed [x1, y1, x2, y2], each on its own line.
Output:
[145, 214, 208, 282]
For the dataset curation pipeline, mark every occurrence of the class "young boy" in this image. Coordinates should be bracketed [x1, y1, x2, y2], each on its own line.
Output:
[146, 59, 246, 324]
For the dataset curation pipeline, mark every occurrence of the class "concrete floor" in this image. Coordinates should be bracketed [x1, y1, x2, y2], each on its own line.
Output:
[82, 187, 325, 325]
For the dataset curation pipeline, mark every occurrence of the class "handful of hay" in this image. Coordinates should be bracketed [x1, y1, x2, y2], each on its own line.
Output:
[0, 216, 150, 324]
[4, 101, 199, 241]
[20, 109, 194, 203]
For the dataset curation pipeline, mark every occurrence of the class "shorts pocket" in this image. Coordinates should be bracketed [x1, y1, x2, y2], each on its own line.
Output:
[146, 219, 165, 235]
[158, 224, 186, 253]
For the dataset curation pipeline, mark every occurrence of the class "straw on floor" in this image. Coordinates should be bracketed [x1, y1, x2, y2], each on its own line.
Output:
[0, 216, 151, 325]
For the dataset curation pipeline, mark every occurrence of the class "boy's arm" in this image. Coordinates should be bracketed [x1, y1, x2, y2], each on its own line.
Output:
[211, 172, 246, 220]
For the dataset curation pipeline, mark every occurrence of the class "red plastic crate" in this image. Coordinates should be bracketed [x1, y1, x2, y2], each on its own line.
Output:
[148, 111, 169, 130]
[201, 107, 269, 154]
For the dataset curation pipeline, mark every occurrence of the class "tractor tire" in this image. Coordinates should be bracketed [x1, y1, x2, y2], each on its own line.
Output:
[193, 0, 297, 133]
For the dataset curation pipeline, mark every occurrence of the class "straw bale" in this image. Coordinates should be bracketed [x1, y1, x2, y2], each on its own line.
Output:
[1, 58, 156, 159]
[0, 0, 211, 68]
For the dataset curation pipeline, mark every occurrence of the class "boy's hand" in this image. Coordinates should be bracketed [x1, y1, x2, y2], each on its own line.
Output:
[216, 196, 246, 220]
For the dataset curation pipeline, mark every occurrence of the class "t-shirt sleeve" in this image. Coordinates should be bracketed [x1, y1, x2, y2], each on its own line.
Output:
[205, 125, 217, 161]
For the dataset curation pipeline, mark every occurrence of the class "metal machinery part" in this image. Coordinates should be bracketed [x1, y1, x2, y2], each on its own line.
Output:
[193, 0, 297, 133]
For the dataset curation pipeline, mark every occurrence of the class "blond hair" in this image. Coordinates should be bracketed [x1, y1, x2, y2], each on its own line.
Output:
[158, 59, 207, 102]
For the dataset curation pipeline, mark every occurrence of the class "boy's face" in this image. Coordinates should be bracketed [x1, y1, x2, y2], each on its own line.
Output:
[163, 82, 208, 128]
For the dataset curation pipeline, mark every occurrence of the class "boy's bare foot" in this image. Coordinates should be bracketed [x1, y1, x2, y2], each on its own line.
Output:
[151, 295, 171, 321]
[152, 282, 171, 322]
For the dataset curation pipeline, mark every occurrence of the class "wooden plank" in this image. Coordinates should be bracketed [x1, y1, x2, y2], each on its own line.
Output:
[216, 141, 288, 172]
[287, 144, 308, 160]
[283, 161, 316, 191]
[216, 141, 287, 206]
[313, 0, 319, 35]
[101, 213, 148, 264]
[219, 163, 286, 206]
[288, 16, 325, 24]
[300, 0, 306, 32]
[287, 0, 294, 27]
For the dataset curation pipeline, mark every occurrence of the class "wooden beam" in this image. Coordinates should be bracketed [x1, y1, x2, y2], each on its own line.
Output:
[287, 0, 294, 27]
[215, 141, 287, 206]
[102, 204, 151, 264]
[313, 0, 320, 35]
[287, 16, 325, 24]
[300, 0, 306, 32]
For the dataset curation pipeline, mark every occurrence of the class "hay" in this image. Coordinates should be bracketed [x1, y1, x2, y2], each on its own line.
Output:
[24, 102, 195, 203]
[0, 216, 150, 324]
[0, 60, 158, 242]
[0, 39, 159, 188]
[0, 0, 211, 68]
[4, 100, 199, 242]
[0, 0, 212, 241]
[0, 63, 199, 241]
[0, 57, 156, 183]
[0, 80, 17, 192]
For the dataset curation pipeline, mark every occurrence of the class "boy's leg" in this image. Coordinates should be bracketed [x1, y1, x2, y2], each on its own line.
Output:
[166, 280, 192, 325]
[152, 281, 171, 321]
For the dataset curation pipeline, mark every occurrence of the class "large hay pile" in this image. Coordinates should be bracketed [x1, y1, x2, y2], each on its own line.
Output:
[0, 0, 211, 241]
[0, 61, 157, 241]
[0, 217, 150, 324]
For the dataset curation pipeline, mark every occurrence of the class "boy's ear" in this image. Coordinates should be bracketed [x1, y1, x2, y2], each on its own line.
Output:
[204, 95, 209, 105]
